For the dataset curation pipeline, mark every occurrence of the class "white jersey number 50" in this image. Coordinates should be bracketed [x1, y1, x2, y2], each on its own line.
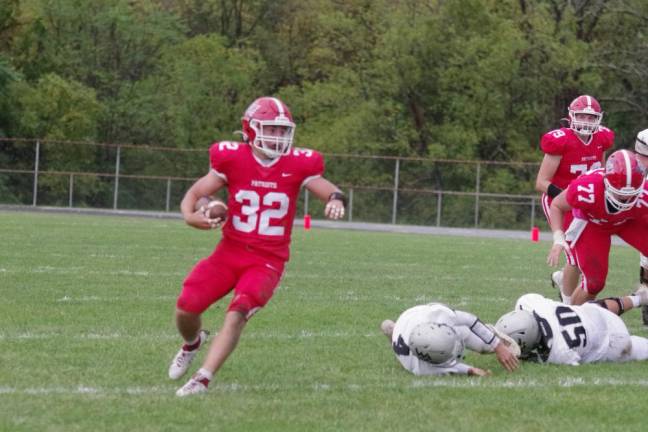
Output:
[233, 190, 289, 236]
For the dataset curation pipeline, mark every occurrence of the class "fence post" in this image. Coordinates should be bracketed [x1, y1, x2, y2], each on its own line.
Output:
[32, 140, 40, 206]
[436, 192, 442, 227]
[113, 145, 121, 209]
[392, 158, 400, 224]
[69, 174, 74, 208]
[165, 178, 172, 212]
[474, 162, 481, 227]
[530, 197, 536, 229]
[348, 188, 354, 222]
[304, 189, 309, 216]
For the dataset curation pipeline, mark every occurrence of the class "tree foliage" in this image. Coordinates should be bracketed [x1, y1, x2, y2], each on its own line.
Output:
[2, 0, 648, 215]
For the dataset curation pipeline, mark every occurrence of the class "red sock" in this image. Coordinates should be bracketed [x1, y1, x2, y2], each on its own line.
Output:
[182, 335, 201, 351]
[197, 376, 210, 388]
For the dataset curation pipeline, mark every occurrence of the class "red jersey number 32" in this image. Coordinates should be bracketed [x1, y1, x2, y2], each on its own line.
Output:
[233, 190, 289, 236]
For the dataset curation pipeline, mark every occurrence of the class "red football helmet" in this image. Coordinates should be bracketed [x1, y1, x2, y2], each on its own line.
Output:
[604, 150, 645, 211]
[241, 97, 295, 159]
[568, 95, 603, 135]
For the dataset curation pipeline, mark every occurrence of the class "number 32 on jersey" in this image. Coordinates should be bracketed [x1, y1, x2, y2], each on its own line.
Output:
[233, 190, 289, 236]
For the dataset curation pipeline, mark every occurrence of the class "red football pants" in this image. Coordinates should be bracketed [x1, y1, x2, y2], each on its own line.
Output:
[571, 219, 648, 295]
[177, 240, 285, 319]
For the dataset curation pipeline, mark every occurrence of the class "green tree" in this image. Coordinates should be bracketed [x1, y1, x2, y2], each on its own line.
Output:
[8, 73, 106, 205]
[10, 73, 103, 141]
[0, 56, 18, 137]
[163, 0, 270, 44]
[124, 34, 261, 149]
[588, 1, 648, 144]
[11, 0, 186, 142]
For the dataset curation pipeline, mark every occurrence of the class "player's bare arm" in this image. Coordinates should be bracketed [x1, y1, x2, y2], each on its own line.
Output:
[180, 172, 226, 230]
[305, 177, 346, 220]
[547, 190, 572, 266]
[535, 154, 562, 194]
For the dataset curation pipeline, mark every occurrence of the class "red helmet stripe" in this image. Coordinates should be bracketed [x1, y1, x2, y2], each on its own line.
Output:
[585, 95, 592, 110]
[621, 149, 632, 187]
[270, 97, 285, 116]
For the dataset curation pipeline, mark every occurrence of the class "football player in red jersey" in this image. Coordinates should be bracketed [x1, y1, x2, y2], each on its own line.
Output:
[633, 129, 648, 324]
[547, 150, 648, 305]
[169, 97, 347, 396]
[535, 95, 614, 303]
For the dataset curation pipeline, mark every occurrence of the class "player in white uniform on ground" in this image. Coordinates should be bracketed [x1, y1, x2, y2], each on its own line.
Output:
[495, 291, 648, 365]
[380, 303, 519, 376]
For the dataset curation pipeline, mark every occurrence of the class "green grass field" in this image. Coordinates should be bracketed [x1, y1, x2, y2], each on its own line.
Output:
[2, 210, 648, 432]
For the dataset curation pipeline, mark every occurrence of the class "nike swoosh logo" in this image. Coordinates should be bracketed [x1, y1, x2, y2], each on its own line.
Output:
[281, 173, 292, 177]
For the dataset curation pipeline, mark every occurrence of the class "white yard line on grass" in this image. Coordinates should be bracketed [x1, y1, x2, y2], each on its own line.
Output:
[1, 266, 184, 277]
[56, 295, 177, 302]
[2, 378, 648, 397]
[0, 330, 382, 340]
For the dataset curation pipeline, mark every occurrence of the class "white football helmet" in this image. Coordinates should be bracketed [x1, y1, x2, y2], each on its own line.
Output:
[635, 129, 648, 157]
[408, 322, 464, 367]
[495, 310, 540, 355]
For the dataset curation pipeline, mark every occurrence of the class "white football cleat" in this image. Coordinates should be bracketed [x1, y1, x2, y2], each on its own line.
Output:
[634, 284, 648, 306]
[551, 270, 564, 291]
[168, 330, 208, 380]
[176, 373, 210, 397]
[551, 270, 571, 303]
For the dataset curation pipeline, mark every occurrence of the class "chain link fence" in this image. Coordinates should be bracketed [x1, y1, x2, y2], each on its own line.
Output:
[0, 138, 546, 230]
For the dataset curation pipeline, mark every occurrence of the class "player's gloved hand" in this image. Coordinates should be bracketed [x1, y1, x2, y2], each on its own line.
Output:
[325, 199, 345, 220]
[547, 230, 570, 267]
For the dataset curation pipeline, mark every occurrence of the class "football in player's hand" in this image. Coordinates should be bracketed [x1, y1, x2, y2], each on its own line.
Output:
[195, 196, 211, 211]
[203, 200, 228, 222]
